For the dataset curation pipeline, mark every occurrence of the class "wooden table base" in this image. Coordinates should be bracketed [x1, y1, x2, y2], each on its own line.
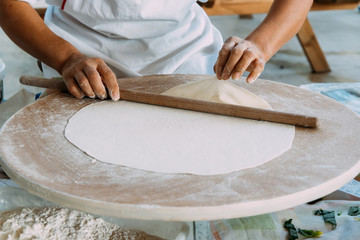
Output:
[1, 75, 360, 221]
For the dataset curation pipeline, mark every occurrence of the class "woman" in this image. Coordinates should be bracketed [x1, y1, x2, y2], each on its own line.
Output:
[0, 0, 313, 101]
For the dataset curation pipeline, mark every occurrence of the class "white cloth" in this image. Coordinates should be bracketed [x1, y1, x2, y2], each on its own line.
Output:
[21, 0, 223, 78]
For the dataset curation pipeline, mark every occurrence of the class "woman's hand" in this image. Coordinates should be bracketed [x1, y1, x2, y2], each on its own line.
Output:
[0, 1, 120, 101]
[214, 36, 265, 83]
[214, 0, 313, 83]
[61, 53, 120, 101]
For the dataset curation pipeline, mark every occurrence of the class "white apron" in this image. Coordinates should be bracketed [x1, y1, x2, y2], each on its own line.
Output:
[33, 0, 223, 78]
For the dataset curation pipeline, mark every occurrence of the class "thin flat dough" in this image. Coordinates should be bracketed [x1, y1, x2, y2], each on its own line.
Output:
[65, 78, 295, 175]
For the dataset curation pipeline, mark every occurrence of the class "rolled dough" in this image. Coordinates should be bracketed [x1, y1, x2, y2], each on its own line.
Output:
[161, 77, 272, 110]
[64, 78, 295, 175]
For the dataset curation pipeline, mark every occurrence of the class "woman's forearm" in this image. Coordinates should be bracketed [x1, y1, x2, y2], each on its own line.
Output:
[0, 0, 119, 100]
[246, 0, 313, 61]
[0, 0, 80, 73]
[214, 0, 313, 82]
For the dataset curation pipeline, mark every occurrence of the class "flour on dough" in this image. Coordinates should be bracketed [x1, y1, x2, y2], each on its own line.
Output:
[65, 77, 294, 175]
[162, 76, 272, 109]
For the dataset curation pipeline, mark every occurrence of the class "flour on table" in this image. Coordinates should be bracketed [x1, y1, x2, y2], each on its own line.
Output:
[65, 77, 295, 175]
[0, 207, 163, 240]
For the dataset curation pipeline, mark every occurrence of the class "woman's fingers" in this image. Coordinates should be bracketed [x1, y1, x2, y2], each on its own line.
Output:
[74, 71, 95, 98]
[215, 37, 239, 79]
[221, 41, 249, 80]
[61, 53, 119, 101]
[231, 48, 257, 81]
[97, 63, 120, 101]
[83, 65, 107, 100]
[63, 77, 85, 99]
[214, 36, 265, 83]
[246, 59, 265, 83]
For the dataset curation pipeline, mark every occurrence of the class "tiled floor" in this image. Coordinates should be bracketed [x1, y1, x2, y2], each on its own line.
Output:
[0, 8, 359, 100]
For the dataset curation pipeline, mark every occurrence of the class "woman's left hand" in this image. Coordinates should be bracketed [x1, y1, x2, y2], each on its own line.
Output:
[214, 36, 266, 83]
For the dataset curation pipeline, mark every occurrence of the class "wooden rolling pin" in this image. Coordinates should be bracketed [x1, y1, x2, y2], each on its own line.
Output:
[20, 76, 318, 128]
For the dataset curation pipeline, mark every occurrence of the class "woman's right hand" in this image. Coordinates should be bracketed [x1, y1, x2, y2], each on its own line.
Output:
[61, 53, 120, 101]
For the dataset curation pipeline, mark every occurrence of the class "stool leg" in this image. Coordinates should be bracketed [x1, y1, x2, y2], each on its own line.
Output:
[297, 18, 331, 73]
[355, 174, 360, 182]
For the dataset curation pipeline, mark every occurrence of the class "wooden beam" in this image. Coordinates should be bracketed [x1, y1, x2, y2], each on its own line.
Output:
[201, 0, 359, 16]
[311, 2, 359, 11]
[202, 0, 272, 15]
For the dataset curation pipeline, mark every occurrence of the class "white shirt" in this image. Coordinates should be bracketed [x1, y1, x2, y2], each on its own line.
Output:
[21, 0, 223, 78]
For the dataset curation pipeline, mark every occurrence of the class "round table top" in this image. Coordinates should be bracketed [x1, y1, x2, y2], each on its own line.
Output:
[1, 74, 360, 221]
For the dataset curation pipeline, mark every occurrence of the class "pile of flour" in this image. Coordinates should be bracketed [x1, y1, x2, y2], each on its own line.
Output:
[0, 207, 163, 240]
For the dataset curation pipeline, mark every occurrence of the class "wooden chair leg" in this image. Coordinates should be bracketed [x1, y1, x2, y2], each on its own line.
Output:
[355, 174, 360, 182]
[296, 18, 330, 73]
